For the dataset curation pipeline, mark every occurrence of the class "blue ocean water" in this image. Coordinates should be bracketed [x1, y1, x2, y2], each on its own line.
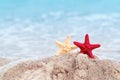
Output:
[0, 0, 120, 61]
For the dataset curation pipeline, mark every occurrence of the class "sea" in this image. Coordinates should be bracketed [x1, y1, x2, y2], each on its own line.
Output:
[0, 0, 120, 62]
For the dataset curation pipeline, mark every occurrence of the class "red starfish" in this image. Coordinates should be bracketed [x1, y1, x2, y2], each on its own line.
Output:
[73, 34, 100, 58]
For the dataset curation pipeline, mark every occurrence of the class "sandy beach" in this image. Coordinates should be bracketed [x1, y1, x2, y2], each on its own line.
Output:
[0, 0, 120, 80]
[0, 53, 120, 80]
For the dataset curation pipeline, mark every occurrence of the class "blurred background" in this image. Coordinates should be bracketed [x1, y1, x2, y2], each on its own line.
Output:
[0, 0, 120, 61]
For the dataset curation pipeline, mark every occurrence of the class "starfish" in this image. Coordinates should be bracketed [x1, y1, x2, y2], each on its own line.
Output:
[73, 34, 100, 58]
[55, 36, 77, 56]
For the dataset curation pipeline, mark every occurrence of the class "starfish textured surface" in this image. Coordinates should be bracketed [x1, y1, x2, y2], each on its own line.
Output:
[55, 36, 77, 55]
[73, 34, 100, 58]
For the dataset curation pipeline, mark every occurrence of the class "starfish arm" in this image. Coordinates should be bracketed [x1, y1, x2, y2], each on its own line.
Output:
[90, 44, 100, 50]
[65, 36, 71, 45]
[56, 50, 62, 56]
[70, 45, 78, 49]
[55, 40, 64, 48]
[73, 41, 84, 47]
[84, 34, 90, 44]
[80, 50, 84, 53]
[88, 50, 95, 58]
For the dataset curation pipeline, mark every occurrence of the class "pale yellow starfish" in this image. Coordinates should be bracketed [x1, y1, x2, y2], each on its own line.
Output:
[55, 36, 77, 55]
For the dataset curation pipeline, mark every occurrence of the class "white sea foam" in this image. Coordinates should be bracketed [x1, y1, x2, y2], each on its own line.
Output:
[0, 13, 120, 61]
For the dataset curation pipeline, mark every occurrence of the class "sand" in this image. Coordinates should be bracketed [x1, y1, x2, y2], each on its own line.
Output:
[0, 53, 120, 80]
[0, 58, 11, 67]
